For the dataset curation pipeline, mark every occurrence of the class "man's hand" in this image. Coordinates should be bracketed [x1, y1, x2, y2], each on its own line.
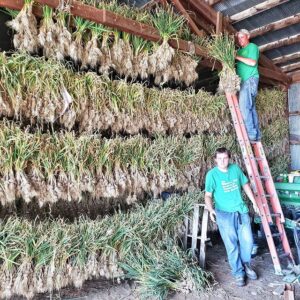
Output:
[252, 203, 260, 215]
[209, 209, 217, 223]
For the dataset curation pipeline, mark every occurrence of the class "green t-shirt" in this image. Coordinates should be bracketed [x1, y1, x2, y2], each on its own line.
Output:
[236, 42, 259, 82]
[205, 164, 249, 213]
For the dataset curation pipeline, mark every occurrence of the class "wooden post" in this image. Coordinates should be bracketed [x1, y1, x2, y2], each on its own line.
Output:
[199, 207, 209, 268]
[216, 11, 222, 35]
[191, 204, 199, 257]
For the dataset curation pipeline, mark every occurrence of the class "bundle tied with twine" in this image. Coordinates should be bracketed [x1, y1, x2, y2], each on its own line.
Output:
[207, 33, 240, 94]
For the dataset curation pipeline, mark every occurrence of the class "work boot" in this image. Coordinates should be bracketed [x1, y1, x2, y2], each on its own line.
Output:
[244, 262, 258, 280]
[235, 275, 245, 287]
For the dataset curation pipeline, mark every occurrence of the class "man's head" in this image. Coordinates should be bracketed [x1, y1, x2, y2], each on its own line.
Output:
[214, 147, 231, 170]
[237, 29, 250, 48]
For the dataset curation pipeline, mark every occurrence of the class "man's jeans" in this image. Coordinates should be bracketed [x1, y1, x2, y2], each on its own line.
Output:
[216, 209, 254, 277]
[239, 77, 261, 140]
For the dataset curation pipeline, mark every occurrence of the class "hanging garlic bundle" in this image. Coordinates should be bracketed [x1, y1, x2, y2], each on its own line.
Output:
[99, 30, 113, 75]
[149, 6, 185, 81]
[53, 11, 72, 60]
[207, 33, 241, 94]
[38, 5, 57, 58]
[69, 17, 89, 64]
[81, 23, 106, 69]
[131, 35, 149, 80]
[6, 0, 39, 53]
[111, 30, 125, 75]
[170, 53, 199, 86]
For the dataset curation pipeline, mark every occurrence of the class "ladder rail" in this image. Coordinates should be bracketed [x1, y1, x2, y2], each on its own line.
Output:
[253, 142, 294, 264]
[226, 93, 273, 223]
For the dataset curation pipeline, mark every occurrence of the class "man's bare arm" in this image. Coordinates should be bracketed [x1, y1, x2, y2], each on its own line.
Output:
[243, 183, 260, 214]
[236, 55, 257, 66]
[205, 192, 216, 222]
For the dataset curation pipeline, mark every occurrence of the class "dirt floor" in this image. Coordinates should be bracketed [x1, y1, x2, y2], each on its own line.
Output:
[24, 237, 300, 300]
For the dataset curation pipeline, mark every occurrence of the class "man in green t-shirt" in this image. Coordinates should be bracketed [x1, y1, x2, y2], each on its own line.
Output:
[236, 29, 261, 142]
[205, 147, 259, 287]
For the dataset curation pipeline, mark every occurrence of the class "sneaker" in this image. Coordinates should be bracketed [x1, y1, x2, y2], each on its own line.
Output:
[244, 263, 258, 280]
[235, 275, 245, 287]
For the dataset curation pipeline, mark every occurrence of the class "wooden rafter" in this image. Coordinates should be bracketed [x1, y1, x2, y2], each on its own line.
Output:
[286, 70, 300, 76]
[170, 0, 205, 36]
[291, 71, 300, 83]
[281, 61, 300, 73]
[230, 0, 289, 23]
[216, 11, 223, 35]
[259, 34, 300, 52]
[250, 13, 300, 38]
[180, 0, 213, 34]
[259, 66, 290, 84]
[273, 52, 300, 65]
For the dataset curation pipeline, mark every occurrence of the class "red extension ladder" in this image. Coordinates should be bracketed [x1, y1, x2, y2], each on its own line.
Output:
[225, 92, 295, 275]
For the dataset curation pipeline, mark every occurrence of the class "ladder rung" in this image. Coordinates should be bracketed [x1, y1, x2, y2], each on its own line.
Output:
[272, 233, 282, 238]
[260, 176, 270, 180]
[255, 157, 263, 161]
[265, 194, 273, 198]
[278, 252, 290, 259]
[271, 213, 281, 217]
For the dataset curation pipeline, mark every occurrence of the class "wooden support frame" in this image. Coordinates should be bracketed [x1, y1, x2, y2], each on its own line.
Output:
[230, 0, 289, 23]
[259, 66, 291, 84]
[183, 0, 291, 85]
[281, 61, 300, 73]
[180, 0, 213, 34]
[216, 11, 223, 35]
[273, 52, 300, 65]
[0, 0, 291, 86]
[291, 71, 300, 83]
[0, 0, 213, 63]
[184, 204, 209, 269]
[250, 13, 300, 38]
[260, 34, 300, 52]
[171, 0, 205, 36]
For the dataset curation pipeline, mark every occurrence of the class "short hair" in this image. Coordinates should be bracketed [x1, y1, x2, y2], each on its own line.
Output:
[237, 29, 250, 37]
[214, 147, 231, 158]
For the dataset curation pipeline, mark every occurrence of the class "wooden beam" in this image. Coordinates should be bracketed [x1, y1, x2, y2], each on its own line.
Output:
[281, 61, 300, 73]
[171, 0, 205, 37]
[259, 76, 280, 88]
[216, 11, 223, 35]
[250, 13, 300, 38]
[180, 0, 213, 34]
[259, 66, 290, 84]
[286, 70, 300, 77]
[0, 0, 289, 86]
[230, 0, 289, 23]
[188, 0, 219, 26]
[259, 34, 300, 52]
[273, 52, 300, 65]
[292, 73, 300, 83]
[0, 0, 212, 55]
[204, 0, 223, 5]
[290, 71, 300, 82]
